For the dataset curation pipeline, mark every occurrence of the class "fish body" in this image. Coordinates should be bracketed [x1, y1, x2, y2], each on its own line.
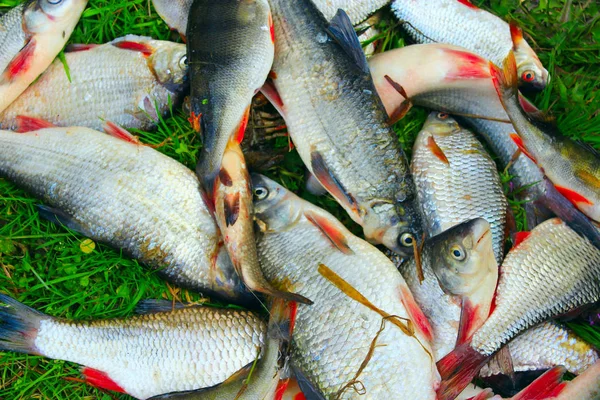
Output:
[188, 0, 274, 190]
[393, 218, 497, 361]
[0, 126, 251, 303]
[311, 0, 391, 24]
[252, 174, 439, 399]
[0, 295, 265, 399]
[491, 54, 600, 223]
[437, 218, 600, 399]
[390, 0, 548, 90]
[152, 0, 193, 37]
[267, 1, 422, 256]
[412, 112, 507, 262]
[0, 0, 88, 113]
[0, 36, 188, 131]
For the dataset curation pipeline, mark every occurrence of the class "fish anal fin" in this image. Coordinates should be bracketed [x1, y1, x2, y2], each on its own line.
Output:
[554, 185, 593, 206]
[509, 134, 536, 162]
[36, 205, 91, 237]
[436, 343, 489, 400]
[310, 150, 359, 217]
[223, 192, 241, 227]
[103, 121, 140, 144]
[326, 10, 370, 74]
[511, 366, 567, 400]
[15, 116, 56, 132]
[81, 368, 126, 393]
[112, 41, 154, 57]
[5, 39, 36, 81]
[456, 298, 480, 346]
[305, 210, 353, 255]
[427, 136, 450, 165]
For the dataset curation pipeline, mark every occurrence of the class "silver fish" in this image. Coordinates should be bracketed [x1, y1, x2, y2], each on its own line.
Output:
[311, 0, 390, 24]
[152, 0, 193, 38]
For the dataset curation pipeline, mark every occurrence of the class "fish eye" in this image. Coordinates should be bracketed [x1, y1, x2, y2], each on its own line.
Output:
[450, 245, 466, 261]
[437, 112, 449, 120]
[253, 186, 269, 200]
[47, 0, 63, 4]
[399, 233, 414, 247]
[178, 55, 188, 69]
[521, 71, 535, 83]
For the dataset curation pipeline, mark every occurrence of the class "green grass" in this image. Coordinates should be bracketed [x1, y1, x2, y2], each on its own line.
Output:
[0, 0, 599, 399]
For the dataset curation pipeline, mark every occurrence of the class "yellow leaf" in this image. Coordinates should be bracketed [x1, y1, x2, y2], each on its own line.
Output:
[80, 239, 96, 254]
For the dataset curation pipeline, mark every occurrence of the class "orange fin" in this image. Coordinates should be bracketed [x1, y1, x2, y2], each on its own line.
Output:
[5, 39, 36, 81]
[427, 136, 450, 164]
[554, 185, 593, 206]
[233, 106, 251, 144]
[310, 151, 359, 217]
[189, 111, 202, 132]
[223, 192, 241, 227]
[269, 12, 275, 44]
[275, 379, 290, 400]
[444, 49, 489, 80]
[305, 210, 353, 255]
[512, 366, 567, 400]
[489, 52, 518, 102]
[400, 286, 434, 343]
[456, 298, 480, 345]
[509, 134, 536, 162]
[436, 343, 489, 400]
[457, 0, 479, 9]
[260, 81, 286, 117]
[509, 23, 524, 47]
[103, 121, 140, 144]
[112, 41, 154, 57]
[15, 116, 56, 132]
[81, 367, 126, 393]
[66, 44, 100, 52]
[512, 231, 531, 248]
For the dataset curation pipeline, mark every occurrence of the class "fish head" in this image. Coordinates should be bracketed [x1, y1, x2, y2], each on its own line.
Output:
[428, 218, 496, 297]
[251, 174, 302, 233]
[149, 43, 189, 92]
[511, 27, 549, 91]
[27, 0, 88, 32]
[422, 111, 461, 134]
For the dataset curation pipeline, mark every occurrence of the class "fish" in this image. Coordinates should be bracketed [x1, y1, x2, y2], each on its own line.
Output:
[0, 0, 88, 113]
[188, 0, 274, 193]
[264, 2, 423, 257]
[479, 321, 599, 378]
[148, 298, 294, 400]
[392, 218, 497, 361]
[437, 218, 600, 400]
[491, 52, 600, 224]
[0, 124, 252, 304]
[311, 0, 391, 24]
[368, 44, 600, 247]
[213, 141, 311, 304]
[412, 112, 508, 262]
[252, 174, 439, 399]
[390, 0, 549, 90]
[0, 35, 188, 132]
[152, 0, 193, 38]
[0, 295, 265, 399]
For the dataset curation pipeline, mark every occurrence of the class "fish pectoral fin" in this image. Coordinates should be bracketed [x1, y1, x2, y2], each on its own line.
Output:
[326, 10, 370, 75]
[304, 210, 353, 255]
[112, 40, 154, 57]
[426, 135, 450, 165]
[223, 192, 241, 227]
[260, 80, 286, 118]
[455, 298, 480, 346]
[3, 38, 36, 82]
[383, 75, 413, 125]
[102, 121, 141, 145]
[36, 205, 92, 237]
[232, 105, 251, 145]
[15, 116, 56, 132]
[509, 134, 536, 163]
[291, 363, 328, 400]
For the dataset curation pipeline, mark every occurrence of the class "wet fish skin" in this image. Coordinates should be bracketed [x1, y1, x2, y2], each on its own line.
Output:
[391, 0, 548, 90]
[252, 174, 439, 399]
[0, 36, 188, 132]
[412, 112, 507, 262]
[0, 126, 251, 303]
[268, 0, 423, 256]
[0, 0, 88, 113]
[188, 0, 274, 191]
[311, 0, 391, 24]
[152, 0, 193, 37]
[0, 295, 265, 400]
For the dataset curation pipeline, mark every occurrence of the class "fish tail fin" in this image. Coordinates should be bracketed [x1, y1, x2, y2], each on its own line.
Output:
[436, 342, 489, 400]
[511, 366, 567, 400]
[489, 52, 519, 106]
[0, 294, 46, 355]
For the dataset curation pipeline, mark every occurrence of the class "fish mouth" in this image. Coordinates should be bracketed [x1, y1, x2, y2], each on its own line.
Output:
[469, 218, 492, 253]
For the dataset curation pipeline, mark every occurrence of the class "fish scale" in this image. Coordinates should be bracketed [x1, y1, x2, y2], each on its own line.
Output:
[0, 3, 27, 73]
[0, 36, 188, 131]
[0, 127, 250, 303]
[311, 0, 391, 24]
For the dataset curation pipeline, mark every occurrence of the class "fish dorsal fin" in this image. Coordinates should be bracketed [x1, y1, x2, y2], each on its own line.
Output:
[134, 299, 188, 314]
[326, 9, 370, 74]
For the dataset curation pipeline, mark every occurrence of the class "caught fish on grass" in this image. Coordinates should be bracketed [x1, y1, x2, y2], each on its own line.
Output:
[0, 295, 265, 399]
[391, 0, 549, 91]
[265, 1, 423, 257]
[0, 125, 252, 303]
[0, 36, 188, 132]
[188, 0, 274, 193]
[0, 0, 88, 113]
[252, 174, 439, 399]
[437, 218, 600, 400]
[151, 0, 193, 39]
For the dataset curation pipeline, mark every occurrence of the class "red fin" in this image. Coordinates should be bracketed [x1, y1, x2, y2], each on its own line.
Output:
[489, 52, 518, 102]
[427, 136, 450, 164]
[444, 49, 489, 80]
[112, 41, 154, 57]
[289, 301, 299, 336]
[295, 394, 307, 400]
[310, 151, 359, 218]
[509, 134, 536, 162]
[189, 111, 202, 132]
[260, 81, 286, 117]
[554, 185, 593, 206]
[269, 12, 275, 43]
[436, 343, 489, 400]
[468, 389, 494, 400]
[103, 121, 140, 144]
[66, 44, 99, 52]
[518, 94, 540, 114]
[82, 367, 126, 393]
[218, 168, 233, 187]
[15, 116, 56, 132]
[233, 106, 250, 144]
[400, 286, 434, 343]
[509, 23, 524, 47]
[512, 366, 566, 400]
[304, 210, 353, 255]
[223, 192, 241, 227]
[5, 40, 36, 81]
[456, 298, 480, 345]
[513, 231, 531, 248]
[275, 379, 290, 400]
[457, 0, 479, 9]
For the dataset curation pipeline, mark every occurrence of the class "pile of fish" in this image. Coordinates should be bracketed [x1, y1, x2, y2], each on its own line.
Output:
[0, 0, 599, 399]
